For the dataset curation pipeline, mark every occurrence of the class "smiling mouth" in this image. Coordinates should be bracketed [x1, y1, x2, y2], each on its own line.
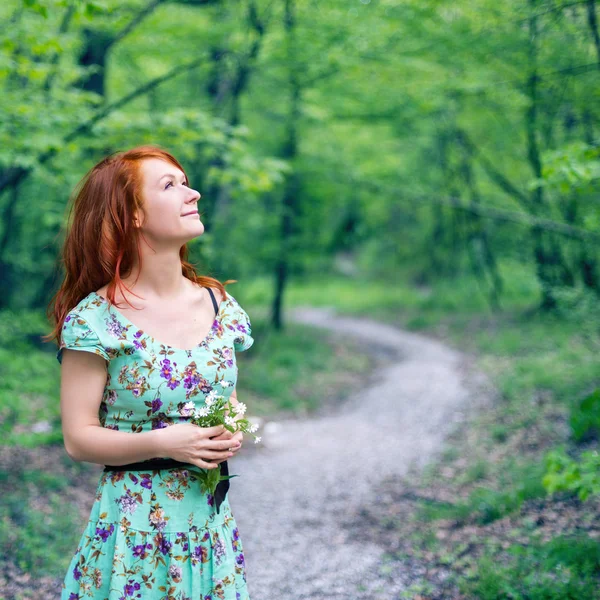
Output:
[182, 211, 199, 217]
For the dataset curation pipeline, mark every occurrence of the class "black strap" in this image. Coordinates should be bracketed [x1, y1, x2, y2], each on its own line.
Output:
[205, 287, 219, 316]
[104, 458, 193, 471]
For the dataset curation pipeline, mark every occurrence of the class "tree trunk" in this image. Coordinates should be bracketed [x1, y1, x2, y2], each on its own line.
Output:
[457, 130, 503, 310]
[586, 0, 600, 68]
[526, 0, 574, 309]
[272, 0, 301, 330]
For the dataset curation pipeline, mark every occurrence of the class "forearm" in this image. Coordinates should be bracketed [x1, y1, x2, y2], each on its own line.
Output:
[65, 425, 164, 465]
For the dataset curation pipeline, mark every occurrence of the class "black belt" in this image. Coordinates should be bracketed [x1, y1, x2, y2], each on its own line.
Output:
[103, 458, 230, 514]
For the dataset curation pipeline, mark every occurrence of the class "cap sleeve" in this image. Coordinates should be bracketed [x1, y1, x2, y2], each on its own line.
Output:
[57, 312, 110, 364]
[226, 295, 254, 352]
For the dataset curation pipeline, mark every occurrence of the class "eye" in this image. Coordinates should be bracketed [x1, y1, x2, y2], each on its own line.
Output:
[164, 180, 187, 189]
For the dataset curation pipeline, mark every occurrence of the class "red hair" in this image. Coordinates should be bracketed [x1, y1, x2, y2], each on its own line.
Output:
[44, 144, 235, 347]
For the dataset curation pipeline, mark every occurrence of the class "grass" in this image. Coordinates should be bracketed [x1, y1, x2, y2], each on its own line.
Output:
[0, 463, 84, 577]
[460, 533, 600, 600]
[236, 318, 373, 416]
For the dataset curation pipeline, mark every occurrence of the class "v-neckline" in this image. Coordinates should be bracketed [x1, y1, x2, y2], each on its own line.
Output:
[91, 289, 227, 353]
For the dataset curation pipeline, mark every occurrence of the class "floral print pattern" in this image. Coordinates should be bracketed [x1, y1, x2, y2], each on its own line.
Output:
[57, 289, 254, 599]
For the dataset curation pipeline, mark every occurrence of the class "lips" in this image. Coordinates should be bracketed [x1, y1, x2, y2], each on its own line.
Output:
[181, 210, 199, 217]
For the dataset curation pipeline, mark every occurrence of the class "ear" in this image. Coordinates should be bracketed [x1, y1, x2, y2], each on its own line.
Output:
[133, 208, 143, 228]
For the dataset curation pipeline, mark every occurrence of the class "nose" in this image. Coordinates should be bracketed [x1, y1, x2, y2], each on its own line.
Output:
[188, 188, 201, 203]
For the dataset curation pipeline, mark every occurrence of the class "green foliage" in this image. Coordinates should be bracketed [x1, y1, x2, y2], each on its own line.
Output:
[0, 310, 63, 445]
[543, 445, 600, 502]
[570, 388, 600, 443]
[460, 534, 600, 600]
[539, 142, 600, 195]
[0, 0, 599, 311]
[0, 465, 82, 575]
[552, 286, 600, 331]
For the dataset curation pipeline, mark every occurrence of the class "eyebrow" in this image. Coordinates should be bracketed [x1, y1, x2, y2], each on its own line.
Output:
[158, 173, 187, 183]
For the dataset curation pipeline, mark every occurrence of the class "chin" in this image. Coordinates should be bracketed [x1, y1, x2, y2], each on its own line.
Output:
[185, 222, 204, 241]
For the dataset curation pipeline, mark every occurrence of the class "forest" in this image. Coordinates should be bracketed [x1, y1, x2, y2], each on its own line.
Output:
[1, 0, 599, 598]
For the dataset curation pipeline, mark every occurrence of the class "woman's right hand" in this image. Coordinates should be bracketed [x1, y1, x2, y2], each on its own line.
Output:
[154, 423, 240, 469]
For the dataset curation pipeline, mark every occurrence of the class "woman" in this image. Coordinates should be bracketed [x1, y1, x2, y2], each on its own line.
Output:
[47, 145, 254, 599]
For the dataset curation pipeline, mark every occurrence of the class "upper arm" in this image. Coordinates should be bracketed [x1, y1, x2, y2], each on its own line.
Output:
[57, 312, 109, 459]
[59, 350, 108, 459]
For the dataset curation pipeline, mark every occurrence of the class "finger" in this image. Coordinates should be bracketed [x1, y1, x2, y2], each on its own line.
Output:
[208, 439, 240, 450]
[211, 432, 233, 441]
[206, 424, 226, 435]
[192, 459, 219, 469]
[202, 449, 235, 459]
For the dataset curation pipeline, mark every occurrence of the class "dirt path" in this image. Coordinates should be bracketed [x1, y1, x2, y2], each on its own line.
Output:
[229, 306, 490, 599]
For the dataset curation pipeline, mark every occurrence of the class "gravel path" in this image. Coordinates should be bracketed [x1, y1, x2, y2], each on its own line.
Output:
[229, 306, 489, 600]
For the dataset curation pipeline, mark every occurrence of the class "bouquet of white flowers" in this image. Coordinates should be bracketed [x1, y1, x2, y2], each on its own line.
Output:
[185, 384, 261, 498]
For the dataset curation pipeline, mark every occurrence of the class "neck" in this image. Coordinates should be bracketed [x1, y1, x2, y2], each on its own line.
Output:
[122, 247, 192, 301]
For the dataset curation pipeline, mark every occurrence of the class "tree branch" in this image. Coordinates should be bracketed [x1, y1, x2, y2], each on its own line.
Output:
[541, 62, 599, 78]
[108, 0, 164, 51]
[432, 193, 600, 241]
[515, 0, 589, 22]
[305, 168, 600, 242]
[458, 132, 532, 209]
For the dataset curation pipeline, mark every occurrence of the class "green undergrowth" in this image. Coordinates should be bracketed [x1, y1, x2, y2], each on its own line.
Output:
[0, 309, 63, 446]
[232, 316, 372, 417]
[459, 533, 600, 600]
[0, 463, 86, 576]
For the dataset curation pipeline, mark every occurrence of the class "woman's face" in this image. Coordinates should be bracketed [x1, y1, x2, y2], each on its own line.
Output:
[136, 157, 203, 245]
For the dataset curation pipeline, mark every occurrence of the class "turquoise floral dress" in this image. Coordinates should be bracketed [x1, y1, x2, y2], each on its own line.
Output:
[56, 289, 254, 600]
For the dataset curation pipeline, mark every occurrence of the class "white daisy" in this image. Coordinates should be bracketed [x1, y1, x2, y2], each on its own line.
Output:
[233, 402, 247, 416]
[194, 406, 210, 418]
[205, 389, 218, 403]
